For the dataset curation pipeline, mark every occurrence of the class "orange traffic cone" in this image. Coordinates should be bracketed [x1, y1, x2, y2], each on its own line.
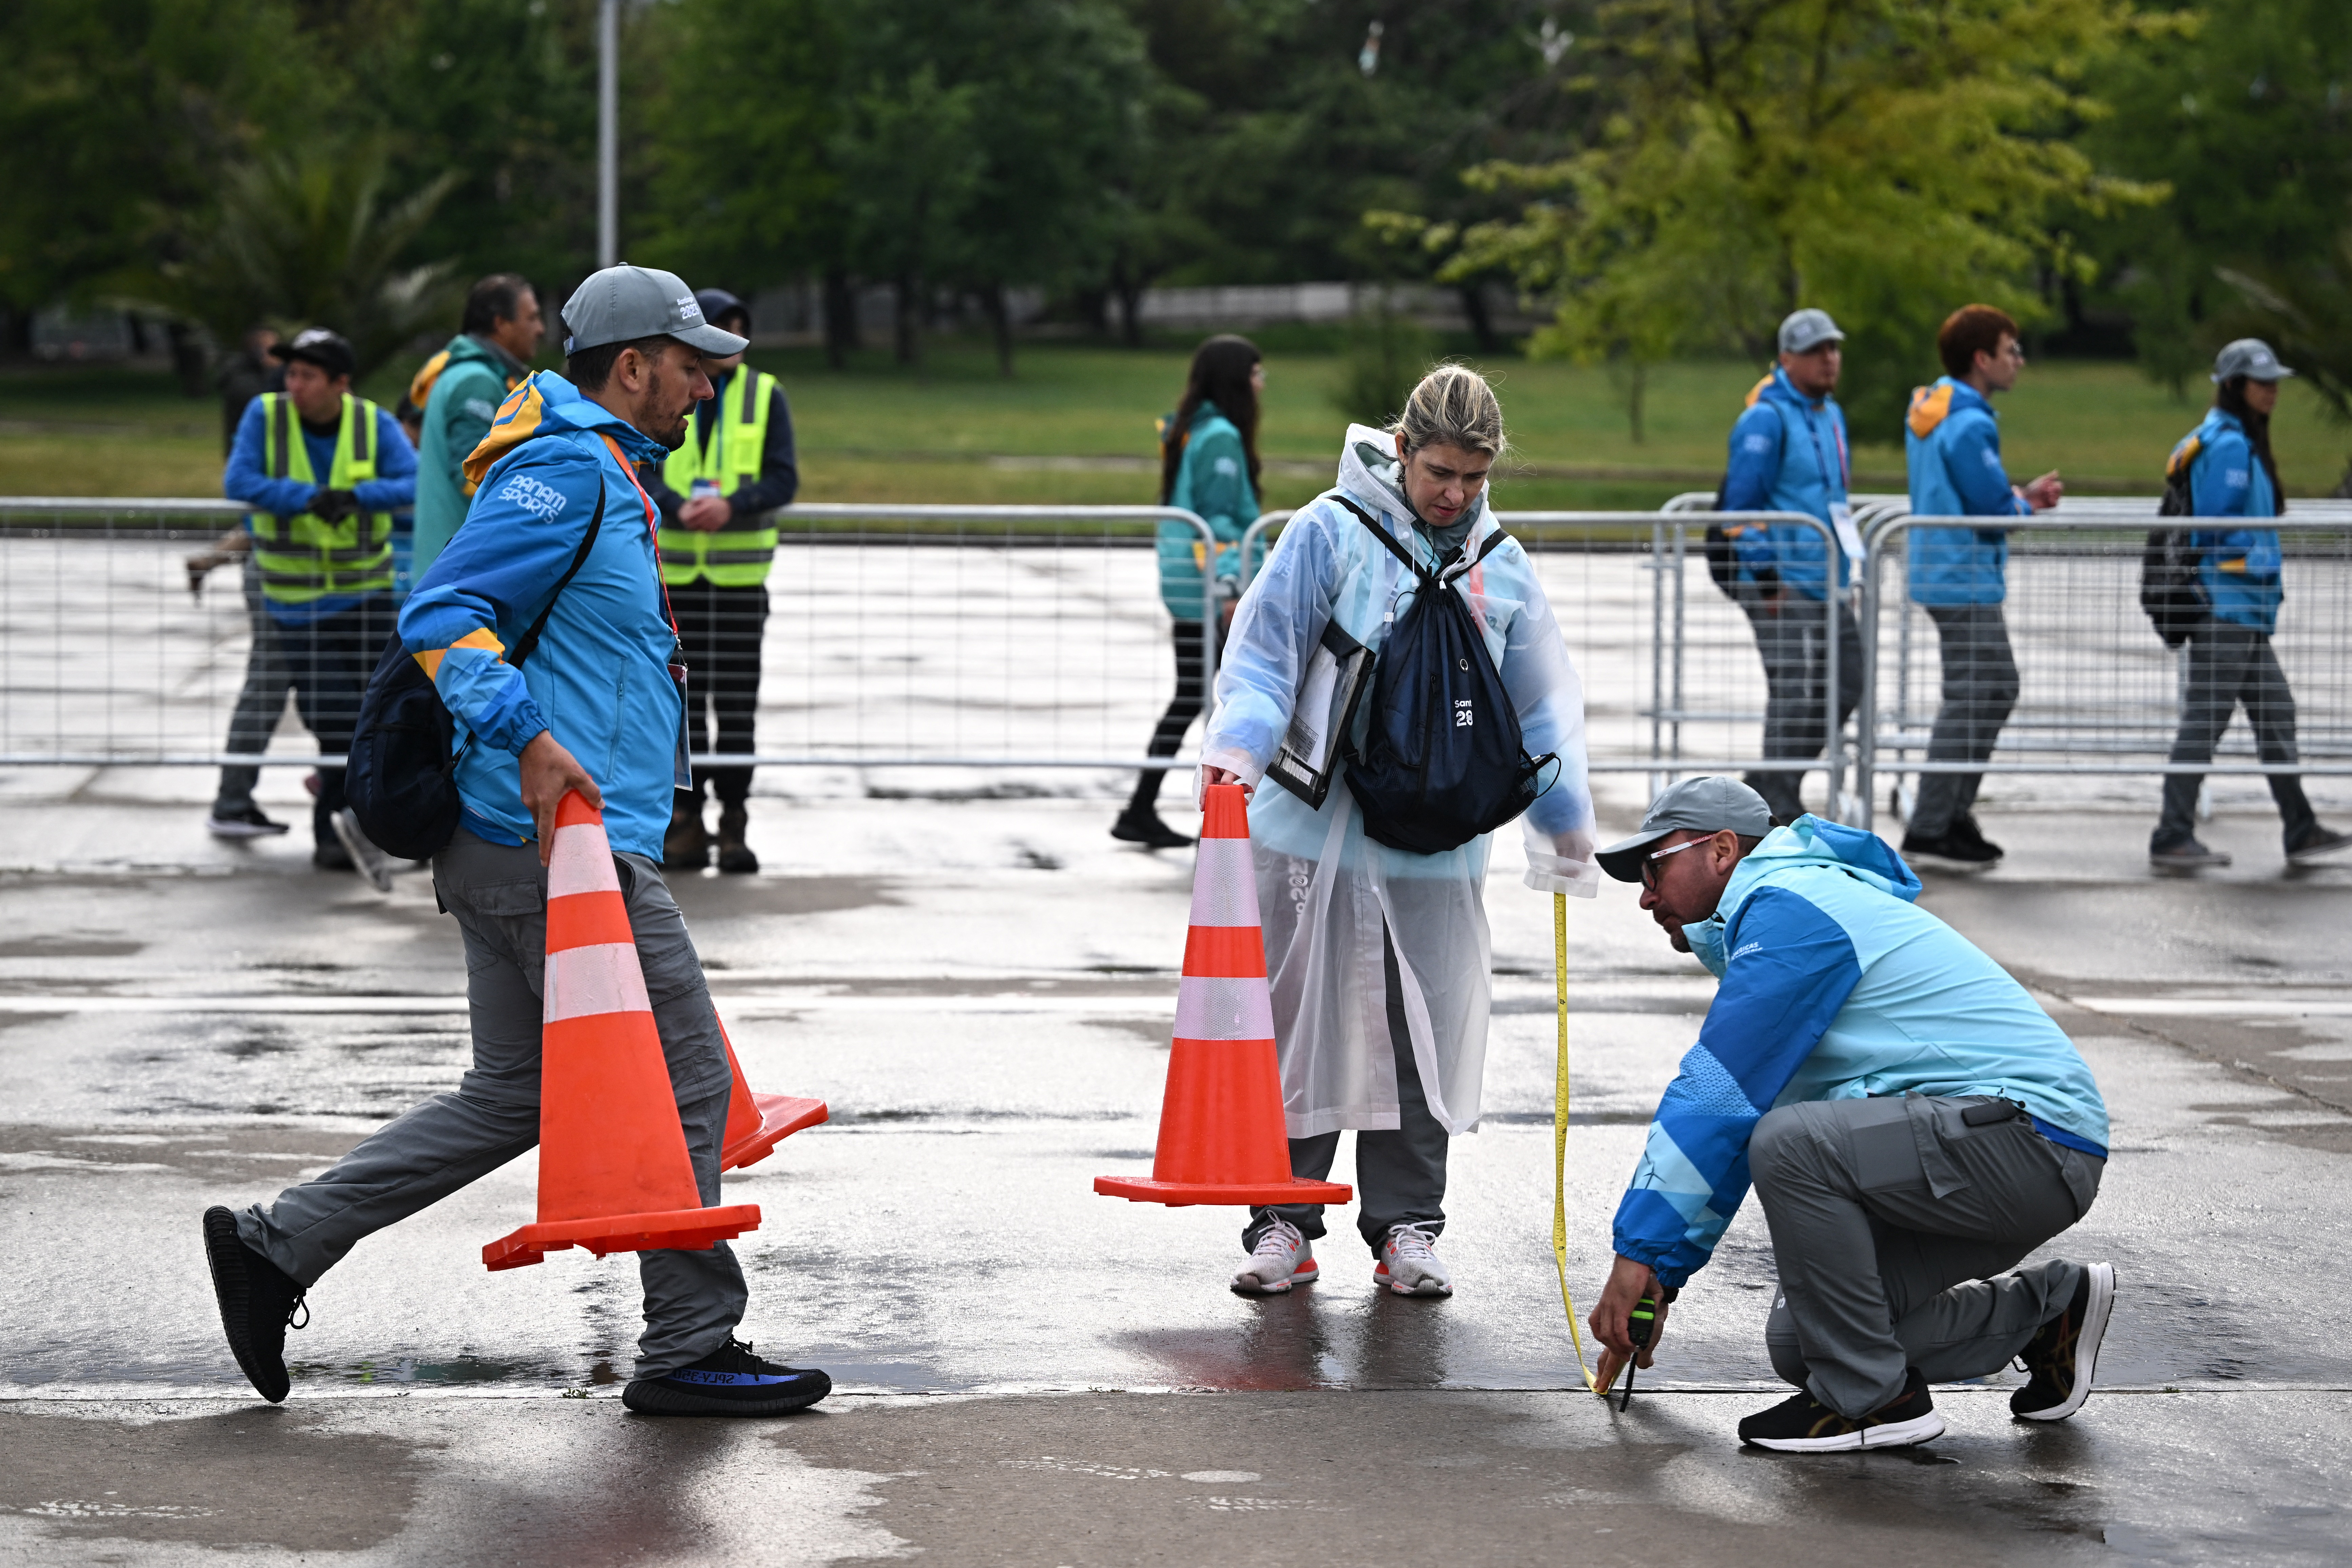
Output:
[483, 792, 763, 1271]
[1095, 783, 1353, 1207]
[716, 1017, 828, 1172]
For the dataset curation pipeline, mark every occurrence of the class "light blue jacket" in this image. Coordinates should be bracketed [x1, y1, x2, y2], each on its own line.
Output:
[1155, 402, 1258, 621]
[1613, 816, 2109, 1287]
[1905, 378, 2030, 606]
[1719, 368, 1850, 599]
[398, 371, 683, 861]
[2173, 409, 2283, 634]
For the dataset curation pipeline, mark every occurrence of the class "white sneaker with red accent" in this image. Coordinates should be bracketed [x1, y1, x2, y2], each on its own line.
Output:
[1232, 1219, 1317, 1295]
[1374, 1223, 1452, 1296]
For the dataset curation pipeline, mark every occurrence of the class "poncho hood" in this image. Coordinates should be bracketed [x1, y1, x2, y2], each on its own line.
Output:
[1333, 422, 1495, 541]
[1688, 815, 1922, 977]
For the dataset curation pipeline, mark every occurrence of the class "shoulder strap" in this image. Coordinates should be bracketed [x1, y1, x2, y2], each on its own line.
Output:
[1440, 523, 1514, 585]
[508, 476, 605, 670]
[1330, 495, 1434, 586]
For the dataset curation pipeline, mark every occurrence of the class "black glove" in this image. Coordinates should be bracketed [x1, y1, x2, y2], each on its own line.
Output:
[309, 487, 358, 522]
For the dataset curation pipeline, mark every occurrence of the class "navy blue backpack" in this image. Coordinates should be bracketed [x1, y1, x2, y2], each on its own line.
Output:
[1331, 497, 1555, 855]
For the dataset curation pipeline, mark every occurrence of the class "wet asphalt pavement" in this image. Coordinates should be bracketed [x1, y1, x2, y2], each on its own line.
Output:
[2, 770, 2350, 1563]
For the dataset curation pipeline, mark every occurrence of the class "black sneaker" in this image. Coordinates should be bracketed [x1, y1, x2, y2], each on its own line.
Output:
[1737, 1367, 1946, 1451]
[2011, 1262, 2115, 1422]
[621, 1338, 832, 1417]
[1953, 814, 2005, 861]
[2288, 826, 2352, 868]
[1901, 829, 2000, 873]
[200, 1206, 309, 1403]
[1110, 808, 1194, 850]
[2149, 838, 2231, 871]
[207, 804, 290, 839]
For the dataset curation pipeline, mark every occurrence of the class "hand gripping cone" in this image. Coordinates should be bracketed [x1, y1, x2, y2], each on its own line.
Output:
[1095, 783, 1353, 1207]
[715, 1016, 828, 1172]
[483, 793, 763, 1270]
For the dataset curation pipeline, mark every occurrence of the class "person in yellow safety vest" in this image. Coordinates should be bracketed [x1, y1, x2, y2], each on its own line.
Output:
[642, 288, 798, 874]
[220, 327, 417, 883]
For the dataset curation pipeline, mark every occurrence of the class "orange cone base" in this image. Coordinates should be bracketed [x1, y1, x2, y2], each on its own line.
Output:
[482, 1203, 763, 1272]
[1092, 1176, 1354, 1208]
[719, 1093, 828, 1173]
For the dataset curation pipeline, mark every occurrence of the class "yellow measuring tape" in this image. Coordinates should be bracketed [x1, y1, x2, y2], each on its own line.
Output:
[1553, 891, 1599, 1395]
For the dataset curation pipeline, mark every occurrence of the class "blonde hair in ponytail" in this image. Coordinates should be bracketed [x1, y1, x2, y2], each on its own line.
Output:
[1390, 363, 1506, 461]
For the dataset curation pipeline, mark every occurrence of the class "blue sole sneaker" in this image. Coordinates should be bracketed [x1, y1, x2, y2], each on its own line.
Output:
[622, 1337, 832, 1417]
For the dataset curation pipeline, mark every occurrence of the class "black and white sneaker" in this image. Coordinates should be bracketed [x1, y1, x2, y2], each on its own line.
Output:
[201, 1206, 309, 1403]
[1901, 829, 2000, 873]
[2011, 1262, 2115, 1422]
[331, 809, 397, 893]
[2288, 826, 2352, 868]
[2150, 838, 2231, 871]
[621, 1338, 832, 1417]
[207, 804, 290, 839]
[1737, 1367, 1946, 1451]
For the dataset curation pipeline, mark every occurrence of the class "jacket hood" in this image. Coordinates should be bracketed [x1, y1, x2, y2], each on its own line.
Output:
[1906, 376, 1990, 440]
[462, 369, 660, 488]
[1686, 815, 1921, 976]
[1333, 422, 1493, 540]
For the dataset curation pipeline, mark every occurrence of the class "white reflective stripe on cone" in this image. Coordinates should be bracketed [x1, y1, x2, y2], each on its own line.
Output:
[543, 942, 652, 1023]
[1186, 837, 1262, 929]
[1173, 974, 1276, 1041]
[548, 822, 622, 895]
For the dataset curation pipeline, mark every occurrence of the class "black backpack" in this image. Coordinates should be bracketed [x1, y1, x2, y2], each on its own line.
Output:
[346, 479, 605, 860]
[1330, 497, 1556, 856]
[2139, 442, 2207, 648]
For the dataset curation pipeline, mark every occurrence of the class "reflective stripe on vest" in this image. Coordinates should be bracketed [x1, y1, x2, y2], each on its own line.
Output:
[658, 368, 780, 587]
[249, 392, 395, 604]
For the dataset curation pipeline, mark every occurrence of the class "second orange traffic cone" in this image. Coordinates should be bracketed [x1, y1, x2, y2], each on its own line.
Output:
[1095, 782, 1352, 1207]
[716, 1017, 828, 1172]
[483, 792, 763, 1270]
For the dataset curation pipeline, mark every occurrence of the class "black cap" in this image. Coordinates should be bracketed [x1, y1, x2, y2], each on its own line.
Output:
[694, 288, 750, 334]
[270, 327, 356, 379]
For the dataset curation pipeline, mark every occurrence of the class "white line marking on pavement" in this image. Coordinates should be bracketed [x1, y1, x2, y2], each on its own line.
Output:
[0, 993, 1177, 1017]
[2071, 997, 2352, 1017]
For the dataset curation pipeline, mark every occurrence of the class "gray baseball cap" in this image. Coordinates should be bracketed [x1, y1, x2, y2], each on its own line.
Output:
[2212, 338, 2294, 384]
[561, 265, 749, 357]
[1778, 308, 1845, 355]
[1596, 776, 1775, 882]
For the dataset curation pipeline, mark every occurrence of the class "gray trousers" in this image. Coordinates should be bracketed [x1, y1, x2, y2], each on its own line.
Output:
[1749, 1094, 2104, 1417]
[1243, 931, 1447, 1259]
[1909, 603, 2020, 840]
[1736, 585, 1864, 823]
[238, 830, 746, 1378]
[212, 555, 293, 815]
[2155, 619, 2316, 851]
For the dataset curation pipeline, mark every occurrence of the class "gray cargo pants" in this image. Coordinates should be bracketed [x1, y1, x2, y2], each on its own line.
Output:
[1908, 603, 2021, 840]
[236, 829, 746, 1378]
[211, 553, 293, 816]
[1736, 584, 1864, 824]
[2154, 619, 2317, 852]
[1749, 1093, 2104, 1417]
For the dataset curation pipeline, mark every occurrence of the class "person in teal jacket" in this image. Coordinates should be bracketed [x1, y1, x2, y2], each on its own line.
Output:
[2150, 340, 2350, 870]
[1900, 304, 2062, 873]
[1588, 777, 2113, 1452]
[1114, 334, 1264, 849]
[408, 274, 543, 579]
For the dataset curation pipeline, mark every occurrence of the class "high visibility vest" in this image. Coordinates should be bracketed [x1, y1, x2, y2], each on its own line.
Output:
[658, 368, 780, 587]
[249, 392, 395, 605]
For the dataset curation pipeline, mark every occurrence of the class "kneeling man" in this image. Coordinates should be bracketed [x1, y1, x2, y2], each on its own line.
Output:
[1588, 777, 2113, 1451]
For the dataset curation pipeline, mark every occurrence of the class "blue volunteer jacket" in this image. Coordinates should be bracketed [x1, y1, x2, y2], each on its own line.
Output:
[1155, 402, 1259, 621]
[2171, 408, 2283, 635]
[1612, 816, 2109, 1288]
[1719, 368, 1850, 599]
[1904, 377, 2029, 606]
[397, 371, 683, 860]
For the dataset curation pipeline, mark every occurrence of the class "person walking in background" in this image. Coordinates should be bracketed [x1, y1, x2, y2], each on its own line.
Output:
[220, 327, 415, 884]
[2148, 340, 2351, 871]
[408, 274, 543, 580]
[645, 289, 798, 875]
[1202, 365, 1598, 1300]
[1899, 304, 2062, 871]
[1718, 308, 1864, 825]
[1114, 334, 1264, 850]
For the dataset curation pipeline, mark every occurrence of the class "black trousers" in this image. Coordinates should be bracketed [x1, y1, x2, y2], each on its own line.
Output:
[1735, 584, 1863, 823]
[271, 595, 390, 848]
[2155, 619, 2316, 851]
[1127, 619, 1214, 815]
[671, 581, 769, 809]
[1908, 603, 2021, 840]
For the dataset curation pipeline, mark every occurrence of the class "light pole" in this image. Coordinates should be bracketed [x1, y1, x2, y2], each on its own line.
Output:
[597, 0, 619, 269]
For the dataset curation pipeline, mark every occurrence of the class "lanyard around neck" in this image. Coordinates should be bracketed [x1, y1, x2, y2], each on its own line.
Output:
[600, 434, 682, 638]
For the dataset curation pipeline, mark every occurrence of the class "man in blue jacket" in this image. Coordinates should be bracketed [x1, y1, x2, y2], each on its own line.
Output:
[1900, 304, 2062, 871]
[2150, 340, 2350, 871]
[1587, 777, 2114, 1452]
[1719, 308, 1864, 824]
[201, 267, 831, 1420]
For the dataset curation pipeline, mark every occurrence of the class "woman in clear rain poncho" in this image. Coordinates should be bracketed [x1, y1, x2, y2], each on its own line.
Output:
[1200, 365, 1598, 1298]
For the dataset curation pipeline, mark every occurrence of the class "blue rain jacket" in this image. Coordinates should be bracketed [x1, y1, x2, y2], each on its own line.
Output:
[1904, 378, 2030, 606]
[2172, 409, 2283, 635]
[1719, 368, 1851, 599]
[1155, 402, 1258, 621]
[1612, 815, 2109, 1288]
[223, 396, 418, 625]
[397, 371, 684, 861]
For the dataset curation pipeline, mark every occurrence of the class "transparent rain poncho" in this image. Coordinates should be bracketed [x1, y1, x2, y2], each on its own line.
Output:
[1202, 426, 1599, 1138]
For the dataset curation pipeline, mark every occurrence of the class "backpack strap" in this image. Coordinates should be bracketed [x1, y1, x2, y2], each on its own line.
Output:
[508, 476, 605, 670]
[1441, 525, 1514, 585]
[1330, 495, 1432, 585]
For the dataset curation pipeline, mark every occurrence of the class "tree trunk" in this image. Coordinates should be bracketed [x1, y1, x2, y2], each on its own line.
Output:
[983, 283, 1015, 378]
[822, 267, 858, 368]
[1112, 255, 1148, 348]
[894, 274, 921, 367]
[1458, 283, 1499, 353]
[1627, 360, 1648, 445]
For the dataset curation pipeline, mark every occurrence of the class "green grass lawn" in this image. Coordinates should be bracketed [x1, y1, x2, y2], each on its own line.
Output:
[5, 342, 2346, 510]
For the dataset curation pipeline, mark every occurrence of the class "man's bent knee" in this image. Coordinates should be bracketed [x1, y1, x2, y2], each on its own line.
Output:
[1746, 1104, 1812, 1196]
